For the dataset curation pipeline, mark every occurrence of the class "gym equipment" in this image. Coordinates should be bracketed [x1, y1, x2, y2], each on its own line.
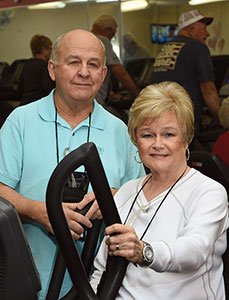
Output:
[46, 142, 128, 300]
[0, 197, 41, 300]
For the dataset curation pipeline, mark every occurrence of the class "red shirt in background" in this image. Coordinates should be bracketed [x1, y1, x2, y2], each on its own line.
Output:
[212, 131, 229, 166]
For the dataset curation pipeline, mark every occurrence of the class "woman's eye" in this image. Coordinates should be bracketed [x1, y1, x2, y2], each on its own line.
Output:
[142, 133, 153, 138]
[164, 132, 175, 138]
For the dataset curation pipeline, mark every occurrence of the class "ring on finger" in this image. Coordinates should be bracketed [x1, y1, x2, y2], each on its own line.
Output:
[115, 244, 120, 251]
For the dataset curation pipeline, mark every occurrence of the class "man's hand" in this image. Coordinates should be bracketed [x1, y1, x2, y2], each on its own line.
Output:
[34, 201, 93, 240]
[77, 191, 102, 220]
[77, 188, 118, 221]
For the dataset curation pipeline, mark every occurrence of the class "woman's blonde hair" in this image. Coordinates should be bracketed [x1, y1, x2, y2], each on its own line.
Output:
[128, 81, 195, 146]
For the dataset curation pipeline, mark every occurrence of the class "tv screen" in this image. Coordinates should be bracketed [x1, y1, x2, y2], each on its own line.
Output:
[151, 24, 179, 44]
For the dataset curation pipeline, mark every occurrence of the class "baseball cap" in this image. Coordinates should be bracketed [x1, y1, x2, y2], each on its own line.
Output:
[178, 9, 213, 31]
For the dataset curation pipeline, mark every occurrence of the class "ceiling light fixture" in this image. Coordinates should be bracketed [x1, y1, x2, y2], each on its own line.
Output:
[121, 0, 148, 12]
[28, 1, 66, 10]
[96, 0, 118, 3]
[65, 0, 88, 3]
[189, 0, 226, 5]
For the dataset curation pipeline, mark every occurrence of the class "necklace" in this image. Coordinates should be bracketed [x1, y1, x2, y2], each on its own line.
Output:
[124, 167, 187, 241]
[54, 106, 91, 164]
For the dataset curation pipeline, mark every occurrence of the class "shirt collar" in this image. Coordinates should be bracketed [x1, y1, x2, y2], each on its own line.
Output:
[38, 91, 106, 130]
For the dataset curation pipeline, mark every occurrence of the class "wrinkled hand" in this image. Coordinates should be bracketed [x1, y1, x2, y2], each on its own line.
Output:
[37, 201, 92, 240]
[105, 224, 144, 264]
[77, 188, 117, 220]
[77, 191, 102, 220]
[39, 188, 117, 240]
[77, 188, 118, 220]
[62, 202, 92, 240]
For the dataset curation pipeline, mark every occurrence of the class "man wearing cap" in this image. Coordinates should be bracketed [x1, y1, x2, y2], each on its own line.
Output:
[151, 9, 220, 133]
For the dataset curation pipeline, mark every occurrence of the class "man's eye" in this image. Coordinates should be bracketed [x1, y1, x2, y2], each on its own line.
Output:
[88, 62, 99, 68]
[69, 60, 80, 65]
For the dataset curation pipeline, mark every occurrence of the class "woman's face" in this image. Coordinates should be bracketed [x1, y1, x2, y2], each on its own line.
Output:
[136, 111, 187, 175]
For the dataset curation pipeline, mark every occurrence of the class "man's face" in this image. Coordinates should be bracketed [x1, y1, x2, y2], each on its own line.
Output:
[191, 21, 210, 44]
[48, 30, 107, 105]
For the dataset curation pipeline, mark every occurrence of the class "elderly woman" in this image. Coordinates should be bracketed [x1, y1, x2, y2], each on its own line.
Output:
[90, 81, 228, 299]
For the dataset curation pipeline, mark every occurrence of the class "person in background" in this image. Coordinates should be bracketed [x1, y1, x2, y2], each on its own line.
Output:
[123, 32, 150, 62]
[213, 97, 229, 166]
[91, 81, 228, 300]
[0, 29, 145, 299]
[21, 34, 55, 104]
[152, 10, 220, 134]
[91, 15, 139, 105]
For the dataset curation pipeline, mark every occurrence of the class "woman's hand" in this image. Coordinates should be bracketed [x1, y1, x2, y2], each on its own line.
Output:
[105, 223, 144, 264]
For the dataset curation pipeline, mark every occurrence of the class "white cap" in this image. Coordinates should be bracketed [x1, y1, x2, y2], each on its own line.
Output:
[178, 9, 213, 31]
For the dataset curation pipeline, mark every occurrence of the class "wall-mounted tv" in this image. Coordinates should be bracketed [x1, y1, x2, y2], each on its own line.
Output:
[150, 24, 179, 44]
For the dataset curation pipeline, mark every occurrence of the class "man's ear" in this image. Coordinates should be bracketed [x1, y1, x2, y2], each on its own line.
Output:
[101, 66, 108, 83]
[188, 24, 196, 38]
[48, 60, 56, 81]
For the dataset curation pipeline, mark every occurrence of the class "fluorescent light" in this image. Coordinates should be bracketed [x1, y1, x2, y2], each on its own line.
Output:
[96, 0, 118, 2]
[189, 0, 226, 5]
[121, 0, 148, 12]
[28, 1, 66, 10]
[65, 0, 88, 2]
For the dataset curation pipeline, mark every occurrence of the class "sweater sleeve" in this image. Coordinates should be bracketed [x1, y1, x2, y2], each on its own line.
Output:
[151, 181, 228, 273]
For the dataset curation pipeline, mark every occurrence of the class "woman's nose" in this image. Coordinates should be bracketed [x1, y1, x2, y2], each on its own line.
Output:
[152, 136, 164, 148]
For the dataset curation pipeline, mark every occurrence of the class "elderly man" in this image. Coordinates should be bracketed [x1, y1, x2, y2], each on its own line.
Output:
[152, 9, 220, 133]
[123, 32, 150, 62]
[91, 15, 139, 105]
[0, 29, 145, 299]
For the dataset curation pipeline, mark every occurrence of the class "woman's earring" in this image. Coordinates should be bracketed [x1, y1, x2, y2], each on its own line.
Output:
[186, 148, 190, 161]
[134, 150, 142, 164]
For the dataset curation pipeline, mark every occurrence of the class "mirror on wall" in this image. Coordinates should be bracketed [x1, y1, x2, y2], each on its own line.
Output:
[0, 0, 228, 64]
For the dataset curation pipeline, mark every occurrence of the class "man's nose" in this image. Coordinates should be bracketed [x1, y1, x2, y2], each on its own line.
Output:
[78, 64, 89, 77]
[206, 29, 210, 37]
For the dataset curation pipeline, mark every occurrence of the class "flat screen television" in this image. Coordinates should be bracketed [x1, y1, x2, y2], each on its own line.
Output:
[150, 23, 179, 44]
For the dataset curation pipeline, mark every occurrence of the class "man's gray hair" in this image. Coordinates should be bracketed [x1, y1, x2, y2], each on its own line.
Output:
[50, 33, 64, 62]
[50, 31, 106, 66]
[93, 15, 117, 31]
